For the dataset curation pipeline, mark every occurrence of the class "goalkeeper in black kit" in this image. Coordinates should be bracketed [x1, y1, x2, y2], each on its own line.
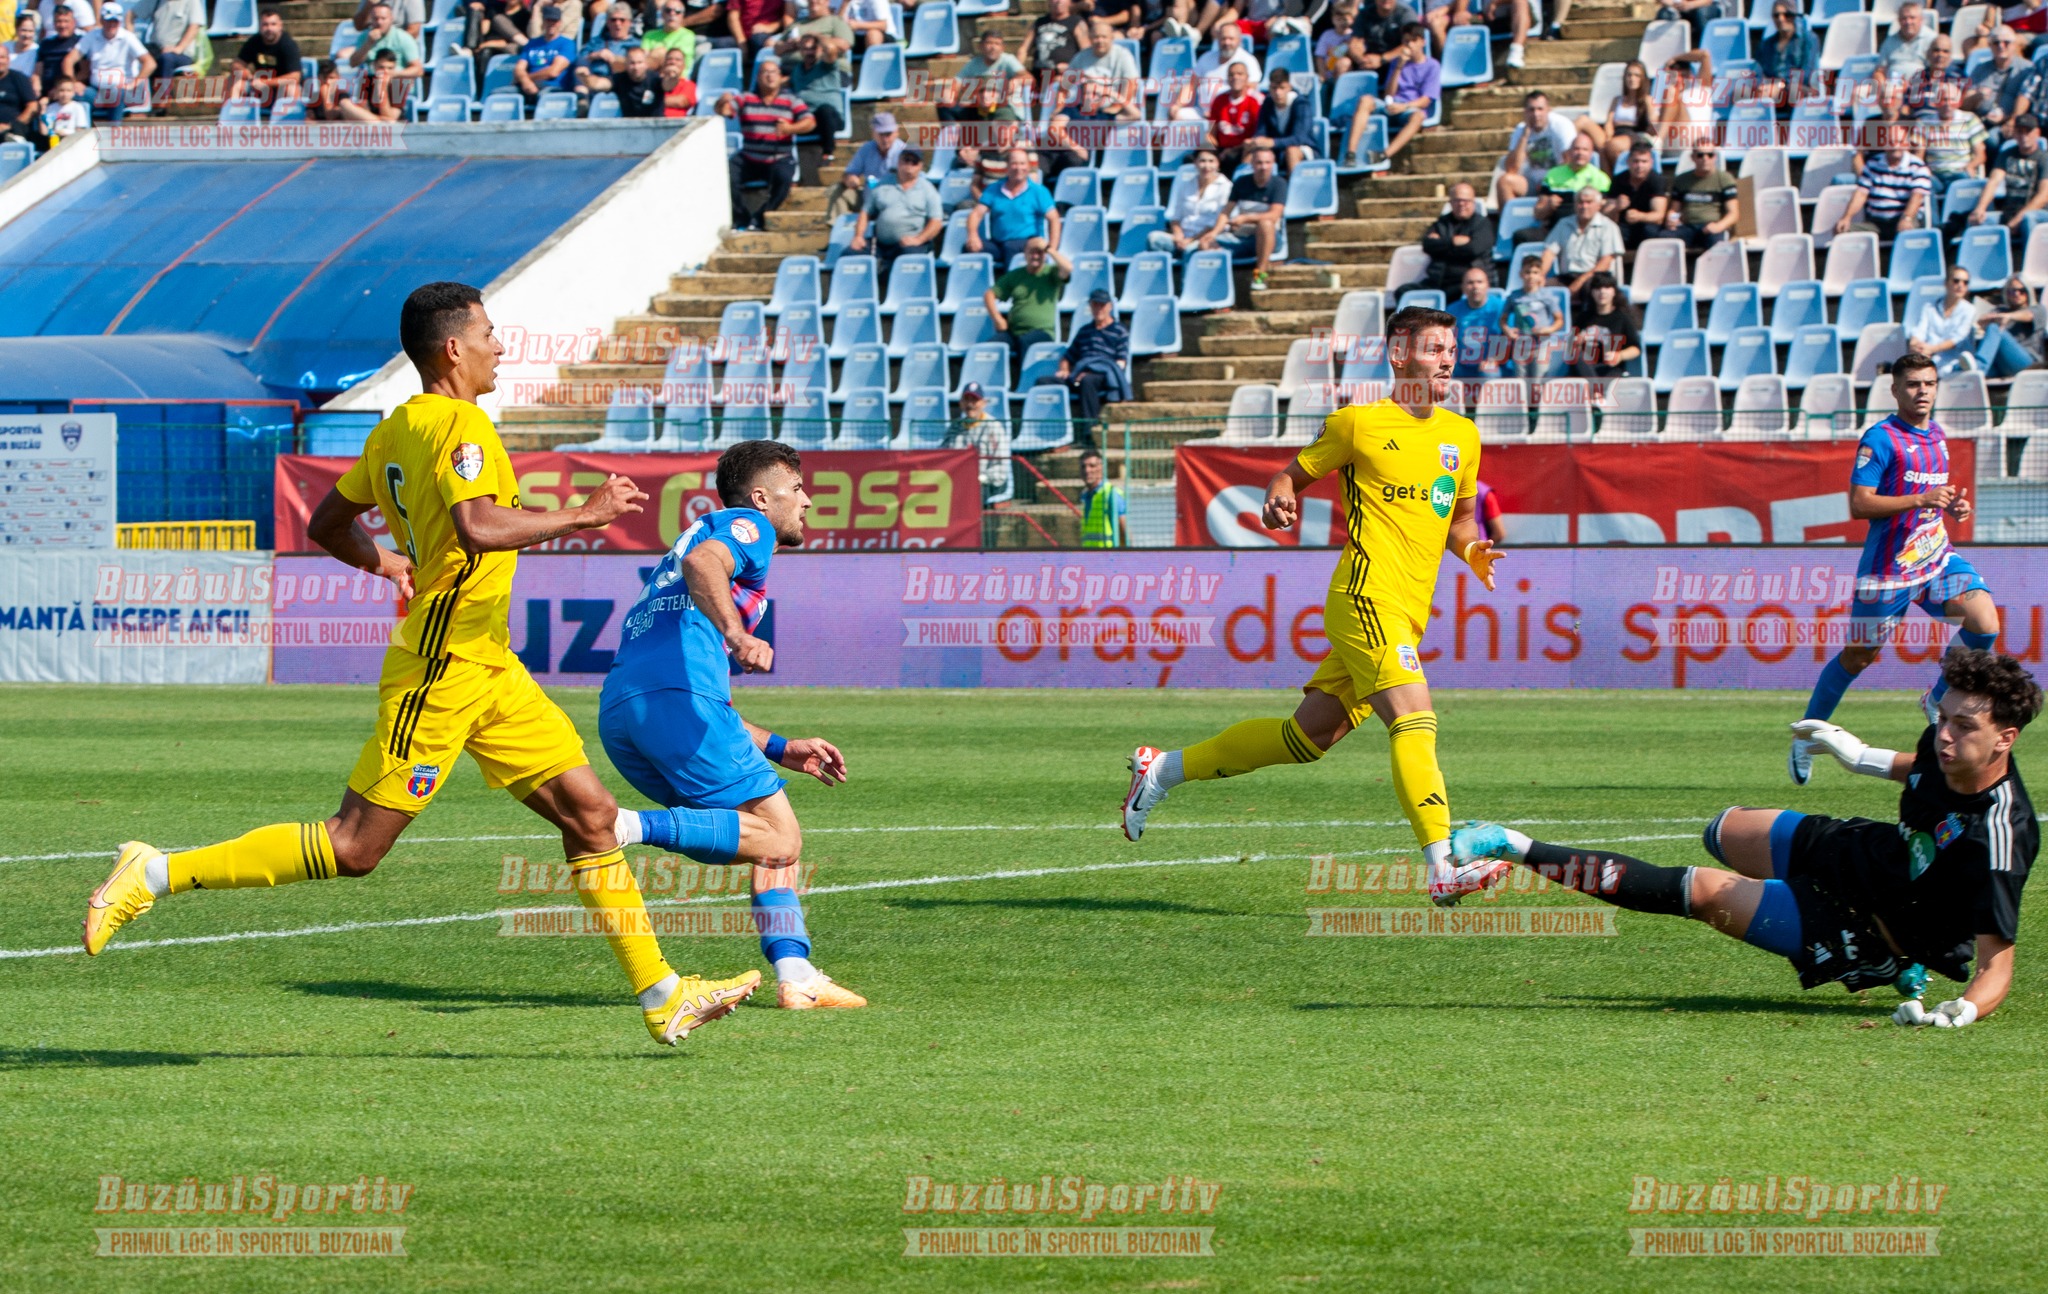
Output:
[1449, 650, 2038, 1027]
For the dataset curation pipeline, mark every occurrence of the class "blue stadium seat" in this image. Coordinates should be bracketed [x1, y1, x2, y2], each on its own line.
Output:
[778, 386, 833, 449]
[1703, 16, 1749, 64]
[955, 343, 1011, 397]
[828, 301, 882, 358]
[1493, 198, 1538, 260]
[939, 209, 972, 261]
[1720, 100, 1774, 157]
[948, 300, 999, 353]
[1702, 281, 1761, 345]
[780, 350, 829, 407]
[900, 387, 952, 448]
[1017, 342, 1066, 401]
[1115, 250, 1172, 313]
[906, 0, 960, 56]
[1769, 279, 1827, 344]
[586, 91, 621, 119]
[1640, 283, 1697, 348]
[601, 389, 658, 448]
[939, 169, 975, 209]
[1958, 224, 2013, 290]
[1341, 114, 1390, 172]
[1054, 167, 1101, 208]
[1832, 277, 1891, 340]
[1901, 276, 1945, 332]
[892, 342, 950, 402]
[1098, 143, 1152, 183]
[424, 95, 472, 123]
[218, 98, 261, 124]
[1265, 32, 1314, 86]
[1783, 97, 1844, 154]
[427, 55, 476, 106]
[1439, 26, 1493, 88]
[1653, 328, 1711, 393]
[1059, 205, 1109, 258]
[716, 301, 766, 360]
[1941, 177, 1991, 226]
[662, 380, 713, 450]
[1887, 228, 1945, 293]
[822, 214, 861, 270]
[1783, 325, 1843, 389]
[1148, 36, 1195, 85]
[1015, 385, 1074, 451]
[481, 54, 518, 98]
[1056, 252, 1113, 315]
[880, 254, 939, 315]
[271, 98, 308, 123]
[1128, 294, 1182, 355]
[853, 44, 907, 100]
[424, 0, 462, 30]
[1328, 71, 1378, 125]
[696, 47, 744, 101]
[1719, 326, 1777, 391]
[1106, 168, 1160, 223]
[1178, 250, 1235, 312]
[209, 0, 258, 36]
[481, 92, 524, 122]
[938, 253, 994, 315]
[1285, 160, 1339, 218]
[839, 390, 892, 448]
[1113, 205, 1167, 262]
[829, 343, 888, 402]
[887, 299, 942, 358]
[822, 253, 877, 316]
[771, 304, 823, 364]
[956, 0, 1008, 15]
[534, 90, 578, 120]
[766, 255, 822, 316]
[1394, 289, 1445, 312]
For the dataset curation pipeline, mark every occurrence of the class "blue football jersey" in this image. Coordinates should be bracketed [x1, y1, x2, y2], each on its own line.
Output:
[1851, 414, 1954, 588]
[605, 508, 776, 703]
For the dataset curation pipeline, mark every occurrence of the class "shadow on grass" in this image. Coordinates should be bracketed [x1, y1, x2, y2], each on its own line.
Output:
[285, 979, 616, 1013]
[0, 1047, 214, 1069]
[0, 1045, 688, 1068]
[889, 895, 1244, 917]
[1295, 993, 1873, 1015]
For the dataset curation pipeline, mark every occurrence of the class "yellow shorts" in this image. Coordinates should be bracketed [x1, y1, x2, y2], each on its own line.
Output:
[347, 648, 588, 812]
[1303, 589, 1428, 728]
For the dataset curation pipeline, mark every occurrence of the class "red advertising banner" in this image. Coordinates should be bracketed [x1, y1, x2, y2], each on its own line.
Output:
[275, 450, 983, 554]
[1175, 441, 1977, 549]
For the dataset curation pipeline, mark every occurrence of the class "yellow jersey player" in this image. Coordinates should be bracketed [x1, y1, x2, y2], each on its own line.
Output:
[82, 282, 761, 1046]
[1122, 305, 1508, 905]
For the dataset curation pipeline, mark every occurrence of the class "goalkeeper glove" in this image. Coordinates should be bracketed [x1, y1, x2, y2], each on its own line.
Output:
[1893, 998, 1978, 1028]
[1789, 719, 1898, 778]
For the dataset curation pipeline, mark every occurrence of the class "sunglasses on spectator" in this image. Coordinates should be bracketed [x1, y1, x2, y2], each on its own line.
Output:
[1996, 37, 2015, 45]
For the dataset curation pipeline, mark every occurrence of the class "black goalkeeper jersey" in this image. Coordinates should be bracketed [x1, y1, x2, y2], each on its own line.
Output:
[1801, 726, 2036, 977]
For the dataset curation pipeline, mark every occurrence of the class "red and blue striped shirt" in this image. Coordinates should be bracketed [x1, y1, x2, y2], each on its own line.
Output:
[1852, 413, 1953, 586]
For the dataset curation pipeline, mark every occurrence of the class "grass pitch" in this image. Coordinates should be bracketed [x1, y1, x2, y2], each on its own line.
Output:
[1, 685, 2044, 1292]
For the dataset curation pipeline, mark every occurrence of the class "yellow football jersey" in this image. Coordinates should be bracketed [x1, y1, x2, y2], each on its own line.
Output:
[1293, 398, 1481, 627]
[336, 393, 520, 667]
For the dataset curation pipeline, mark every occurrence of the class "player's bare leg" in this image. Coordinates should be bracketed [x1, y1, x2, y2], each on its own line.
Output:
[526, 767, 758, 1044]
[1124, 690, 1353, 841]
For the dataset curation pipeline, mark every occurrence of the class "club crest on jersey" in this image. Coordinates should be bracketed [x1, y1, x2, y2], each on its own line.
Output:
[1856, 445, 1874, 470]
[730, 517, 760, 545]
[1397, 643, 1421, 672]
[450, 442, 484, 482]
[1439, 443, 1459, 472]
[1935, 813, 1966, 850]
[407, 764, 441, 799]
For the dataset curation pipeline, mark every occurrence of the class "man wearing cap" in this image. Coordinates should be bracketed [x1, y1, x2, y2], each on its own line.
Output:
[845, 110, 904, 183]
[348, 2, 420, 84]
[850, 148, 943, 288]
[986, 235, 1070, 373]
[953, 383, 1012, 504]
[75, 3, 151, 119]
[1041, 288, 1132, 450]
[512, 5, 579, 105]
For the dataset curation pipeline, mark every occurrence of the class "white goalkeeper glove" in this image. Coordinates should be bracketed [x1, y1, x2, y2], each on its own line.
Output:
[1790, 720, 1898, 778]
[1893, 998, 1978, 1028]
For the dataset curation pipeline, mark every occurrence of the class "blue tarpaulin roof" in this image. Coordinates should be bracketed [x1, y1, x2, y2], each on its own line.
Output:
[0, 334, 279, 402]
[0, 155, 638, 395]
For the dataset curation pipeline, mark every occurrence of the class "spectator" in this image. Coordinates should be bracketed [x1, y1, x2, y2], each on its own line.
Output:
[1540, 185, 1623, 299]
[1966, 25, 2037, 134]
[468, 0, 537, 61]
[304, 57, 351, 118]
[0, 46, 33, 142]
[228, 8, 304, 104]
[1979, 275, 2045, 376]
[953, 383, 1012, 504]
[1876, 1, 1935, 88]
[826, 170, 865, 219]
[1027, 0, 1085, 78]
[1033, 110, 1092, 186]
[1663, 140, 1739, 249]
[1493, 90, 1578, 209]
[657, 44, 696, 113]
[1567, 271, 1641, 379]
[1077, 449, 1129, 547]
[844, 109, 903, 184]
[718, 57, 813, 231]
[1206, 57, 1261, 171]
[1181, 18, 1257, 118]
[987, 236, 1068, 369]
[1347, 0, 1414, 73]
[76, 3, 152, 121]
[353, 46, 411, 119]
[1153, 0, 1198, 49]
[12, 14, 41, 77]
[841, 0, 892, 49]
[37, 0, 96, 30]
[1970, 112, 2048, 228]
[942, 29, 1028, 123]
[1473, 477, 1505, 541]
[587, 41, 662, 113]
[1248, 67, 1313, 174]
[1347, 20, 1435, 171]
[774, 0, 849, 60]
[1447, 264, 1503, 380]
[850, 148, 943, 284]
[783, 34, 848, 162]
[1465, 0, 1529, 74]
[574, 4, 638, 100]
[1919, 82, 1987, 191]
[640, 3, 696, 69]
[1906, 267, 1983, 374]
[349, 2, 421, 85]
[1500, 255, 1563, 380]
[1149, 145, 1232, 257]
[1220, 144, 1288, 290]
[728, 0, 787, 66]
[1656, 0, 1721, 51]
[1046, 289, 1132, 448]
[1656, 50, 1714, 150]
[1063, 17, 1143, 123]
[1315, 0, 1359, 80]
[1580, 58, 1656, 166]
[1420, 181, 1494, 291]
[1907, 34, 1964, 113]
[1606, 137, 1669, 249]
[38, 73, 89, 142]
[130, 0, 203, 78]
[968, 147, 1060, 268]
[1511, 130, 1604, 244]
[35, 6, 79, 97]
[1835, 129, 1933, 241]
[512, 5, 578, 105]
[353, 0, 422, 39]
[1753, 4, 1819, 108]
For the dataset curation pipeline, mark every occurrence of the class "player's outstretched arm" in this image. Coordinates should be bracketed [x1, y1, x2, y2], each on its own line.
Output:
[450, 474, 647, 554]
[1446, 494, 1502, 591]
[682, 539, 774, 673]
[1788, 720, 1912, 781]
[306, 487, 415, 600]
[739, 717, 849, 785]
[1896, 935, 2013, 1027]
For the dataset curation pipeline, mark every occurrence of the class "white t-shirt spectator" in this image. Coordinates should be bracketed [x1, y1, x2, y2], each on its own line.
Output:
[841, 0, 900, 38]
[1877, 27, 1935, 81]
[78, 26, 149, 81]
[42, 97, 91, 136]
[1505, 114, 1578, 179]
[1170, 173, 1233, 238]
[1908, 296, 1981, 370]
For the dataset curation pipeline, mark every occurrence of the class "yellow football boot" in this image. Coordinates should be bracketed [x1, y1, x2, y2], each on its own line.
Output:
[644, 970, 761, 1045]
[83, 841, 163, 956]
[777, 973, 868, 1009]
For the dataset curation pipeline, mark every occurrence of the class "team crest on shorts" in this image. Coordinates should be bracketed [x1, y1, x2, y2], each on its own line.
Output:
[407, 764, 441, 799]
[1438, 443, 1459, 472]
[450, 443, 484, 482]
[730, 517, 760, 545]
[1935, 813, 1966, 850]
[1397, 643, 1420, 672]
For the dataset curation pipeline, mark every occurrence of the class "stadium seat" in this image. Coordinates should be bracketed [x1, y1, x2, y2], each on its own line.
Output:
[1746, 186, 1803, 250]
[1472, 378, 1530, 440]
[1777, 323, 1845, 393]
[1598, 377, 1658, 439]
[828, 301, 882, 359]
[1638, 19, 1691, 68]
[1821, 228, 1878, 294]
[587, 92, 621, 119]
[1832, 277, 1891, 341]
[837, 390, 891, 449]
[659, 374, 713, 448]
[822, 254, 877, 317]
[1053, 167, 1101, 208]
[955, 0, 1009, 16]
[1692, 239, 1750, 300]
[1818, 11, 1874, 70]
[1653, 328, 1711, 393]
[1807, 186, 1858, 252]
[1439, 25, 1494, 87]
[953, 343, 1010, 399]
[271, 98, 308, 123]
[1629, 238, 1687, 305]
[1757, 234, 1814, 298]
[1148, 36, 1195, 85]
[1343, 114, 1391, 173]
[209, 0, 257, 36]
[1738, 148, 1790, 193]
[1492, 198, 1539, 260]
[1285, 160, 1340, 219]
[480, 54, 518, 98]
[1721, 101, 1776, 158]
[1395, 289, 1446, 313]
[1113, 206, 1168, 262]
[714, 301, 767, 362]
[879, 255, 938, 316]
[1798, 148, 1856, 204]
[1665, 376, 1724, 440]
[1784, 98, 1845, 154]
[775, 385, 832, 450]
[481, 92, 524, 122]
[1178, 250, 1235, 312]
[1387, 245, 1430, 292]
[1105, 168, 1160, 223]
[1728, 374, 1791, 439]
[695, 47, 743, 102]
[765, 256, 822, 317]
[1848, 321, 1907, 386]
[424, 96, 472, 123]
[1128, 295, 1181, 356]
[1097, 143, 1150, 182]
[1703, 281, 1762, 345]
[829, 343, 887, 403]
[596, 387, 658, 449]
[898, 387, 952, 449]
[771, 304, 823, 364]
[1275, 337, 1331, 402]
[1532, 378, 1592, 442]
[1110, 250, 1168, 313]
[1997, 369, 2048, 434]
[1900, 275, 1945, 329]
[1797, 372, 1854, 437]
[1887, 229, 1945, 293]
[935, 253, 994, 318]
[1703, 15, 1749, 63]
[889, 342, 949, 404]
[2024, 221, 2048, 291]
[906, 1, 960, 56]
[1283, 383, 1340, 445]
[1638, 284, 1696, 350]
[1942, 177, 1994, 227]
[1058, 205, 1109, 258]
[1339, 333, 1391, 389]
[1217, 384, 1281, 443]
[781, 344, 828, 399]
[1769, 279, 1827, 344]
[1015, 341, 1066, 402]
[1015, 385, 1074, 451]
[1719, 326, 1777, 391]
[1958, 225, 2014, 291]
[1332, 290, 1385, 350]
[1582, 62, 1624, 124]
[534, 90, 577, 120]
[217, 97, 261, 124]
[853, 44, 907, 100]
[1936, 368, 1993, 436]
[886, 300, 942, 358]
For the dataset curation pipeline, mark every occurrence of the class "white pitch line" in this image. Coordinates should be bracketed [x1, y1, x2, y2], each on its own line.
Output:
[0, 834, 1697, 961]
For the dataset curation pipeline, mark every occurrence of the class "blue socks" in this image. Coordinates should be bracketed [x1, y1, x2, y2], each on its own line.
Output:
[752, 887, 811, 963]
[1929, 629, 2000, 708]
[1803, 654, 1856, 721]
[635, 807, 740, 865]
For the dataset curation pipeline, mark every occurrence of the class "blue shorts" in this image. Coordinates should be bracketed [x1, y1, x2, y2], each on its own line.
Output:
[598, 688, 787, 811]
[1846, 554, 1989, 648]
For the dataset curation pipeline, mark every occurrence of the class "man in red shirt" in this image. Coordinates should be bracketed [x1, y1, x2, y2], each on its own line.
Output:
[728, 0, 788, 67]
[717, 58, 815, 230]
[1207, 59, 1263, 174]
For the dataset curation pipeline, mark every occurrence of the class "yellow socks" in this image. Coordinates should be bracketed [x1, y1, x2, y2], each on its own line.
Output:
[1386, 711, 1450, 852]
[168, 823, 336, 893]
[1181, 717, 1324, 781]
[570, 848, 674, 997]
